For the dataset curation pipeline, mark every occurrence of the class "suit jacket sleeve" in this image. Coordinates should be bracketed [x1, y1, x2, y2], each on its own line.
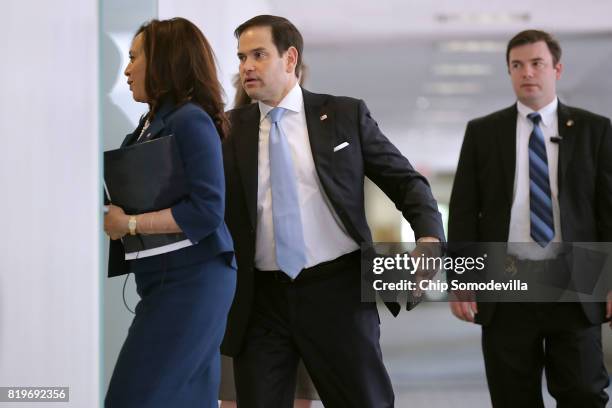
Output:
[169, 107, 225, 243]
[448, 121, 480, 243]
[596, 118, 612, 242]
[357, 99, 445, 241]
[595, 118, 612, 291]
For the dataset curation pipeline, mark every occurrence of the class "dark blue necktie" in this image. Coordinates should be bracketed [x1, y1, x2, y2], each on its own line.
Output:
[268, 107, 307, 278]
[527, 112, 555, 247]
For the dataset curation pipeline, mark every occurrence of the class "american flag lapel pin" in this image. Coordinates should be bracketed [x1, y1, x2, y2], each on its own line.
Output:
[320, 114, 328, 121]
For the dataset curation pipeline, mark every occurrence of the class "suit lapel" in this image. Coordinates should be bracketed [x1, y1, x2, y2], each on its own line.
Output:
[122, 101, 175, 146]
[143, 116, 165, 140]
[233, 104, 261, 228]
[556, 101, 576, 195]
[143, 101, 175, 141]
[302, 89, 363, 243]
[302, 89, 336, 196]
[121, 114, 147, 147]
[498, 105, 518, 203]
[232, 90, 339, 230]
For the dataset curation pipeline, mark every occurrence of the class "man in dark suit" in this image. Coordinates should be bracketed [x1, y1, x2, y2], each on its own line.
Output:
[221, 15, 445, 408]
[448, 29, 612, 407]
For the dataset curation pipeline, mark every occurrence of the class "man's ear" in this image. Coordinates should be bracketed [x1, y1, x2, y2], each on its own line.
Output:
[285, 46, 298, 74]
[554, 62, 563, 80]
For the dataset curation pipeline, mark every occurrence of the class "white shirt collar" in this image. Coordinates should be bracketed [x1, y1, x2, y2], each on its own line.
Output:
[258, 82, 303, 124]
[517, 97, 558, 128]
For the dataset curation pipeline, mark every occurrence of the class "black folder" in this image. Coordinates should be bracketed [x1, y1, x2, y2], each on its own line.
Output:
[104, 135, 189, 254]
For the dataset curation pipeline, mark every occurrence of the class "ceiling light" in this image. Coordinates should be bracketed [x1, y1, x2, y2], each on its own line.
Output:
[424, 82, 483, 95]
[432, 64, 493, 76]
[438, 41, 506, 53]
[436, 12, 530, 25]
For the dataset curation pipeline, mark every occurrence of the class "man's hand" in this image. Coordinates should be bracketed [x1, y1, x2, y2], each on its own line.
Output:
[449, 290, 477, 323]
[410, 237, 441, 297]
[103, 204, 130, 240]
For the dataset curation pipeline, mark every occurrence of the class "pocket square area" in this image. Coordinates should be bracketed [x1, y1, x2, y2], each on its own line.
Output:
[333, 142, 349, 152]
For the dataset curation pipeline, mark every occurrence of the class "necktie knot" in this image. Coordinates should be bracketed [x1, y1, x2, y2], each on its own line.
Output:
[527, 112, 542, 125]
[268, 107, 287, 124]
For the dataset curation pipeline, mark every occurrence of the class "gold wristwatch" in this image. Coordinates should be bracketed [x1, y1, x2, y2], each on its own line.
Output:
[128, 216, 137, 236]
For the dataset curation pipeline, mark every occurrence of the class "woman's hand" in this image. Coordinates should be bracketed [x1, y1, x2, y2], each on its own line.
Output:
[104, 204, 130, 240]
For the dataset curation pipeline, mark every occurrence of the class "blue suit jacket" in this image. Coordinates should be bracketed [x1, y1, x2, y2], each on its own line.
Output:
[108, 101, 234, 277]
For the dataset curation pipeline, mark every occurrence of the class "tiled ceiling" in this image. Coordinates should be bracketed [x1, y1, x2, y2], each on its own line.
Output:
[267, 0, 612, 171]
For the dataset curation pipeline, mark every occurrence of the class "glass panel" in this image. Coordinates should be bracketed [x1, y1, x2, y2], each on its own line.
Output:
[100, 0, 157, 395]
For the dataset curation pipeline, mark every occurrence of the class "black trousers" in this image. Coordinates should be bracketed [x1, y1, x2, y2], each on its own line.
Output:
[482, 302, 609, 408]
[234, 252, 394, 408]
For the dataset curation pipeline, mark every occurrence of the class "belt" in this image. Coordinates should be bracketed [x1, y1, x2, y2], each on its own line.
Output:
[256, 250, 361, 284]
[504, 255, 562, 277]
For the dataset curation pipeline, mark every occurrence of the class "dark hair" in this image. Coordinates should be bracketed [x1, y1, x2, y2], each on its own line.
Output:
[232, 74, 252, 108]
[234, 15, 303, 78]
[136, 18, 229, 139]
[506, 30, 562, 67]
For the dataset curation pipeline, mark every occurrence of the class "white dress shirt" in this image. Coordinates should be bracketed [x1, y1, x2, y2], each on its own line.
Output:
[255, 83, 359, 271]
[507, 98, 563, 260]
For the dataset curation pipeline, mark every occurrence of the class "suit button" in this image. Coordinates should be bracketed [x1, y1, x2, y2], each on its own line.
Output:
[478, 212, 483, 219]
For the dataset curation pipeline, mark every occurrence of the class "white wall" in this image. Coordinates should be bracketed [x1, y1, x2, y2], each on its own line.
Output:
[0, 1, 100, 406]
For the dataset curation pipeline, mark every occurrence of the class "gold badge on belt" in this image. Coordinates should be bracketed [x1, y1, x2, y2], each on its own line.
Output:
[504, 255, 518, 277]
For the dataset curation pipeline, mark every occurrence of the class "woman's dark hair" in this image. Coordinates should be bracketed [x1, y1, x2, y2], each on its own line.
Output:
[232, 74, 252, 108]
[136, 17, 229, 139]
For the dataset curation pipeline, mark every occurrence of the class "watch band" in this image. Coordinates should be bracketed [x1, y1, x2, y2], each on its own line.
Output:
[128, 216, 137, 236]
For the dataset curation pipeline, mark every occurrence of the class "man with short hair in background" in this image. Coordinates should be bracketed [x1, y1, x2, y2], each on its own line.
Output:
[449, 29, 612, 407]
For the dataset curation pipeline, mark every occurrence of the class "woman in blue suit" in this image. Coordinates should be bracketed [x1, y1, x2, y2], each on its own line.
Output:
[104, 18, 236, 408]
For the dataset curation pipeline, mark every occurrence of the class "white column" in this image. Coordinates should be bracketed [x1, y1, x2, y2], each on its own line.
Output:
[0, 1, 100, 407]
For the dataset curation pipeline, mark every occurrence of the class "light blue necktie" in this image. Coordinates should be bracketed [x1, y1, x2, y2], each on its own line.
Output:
[268, 107, 307, 278]
[527, 112, 555, 247]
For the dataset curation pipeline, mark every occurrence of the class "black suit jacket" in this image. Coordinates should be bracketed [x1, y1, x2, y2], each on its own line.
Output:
[448, 101, 612, 325]
[221, 88, 445, 355]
